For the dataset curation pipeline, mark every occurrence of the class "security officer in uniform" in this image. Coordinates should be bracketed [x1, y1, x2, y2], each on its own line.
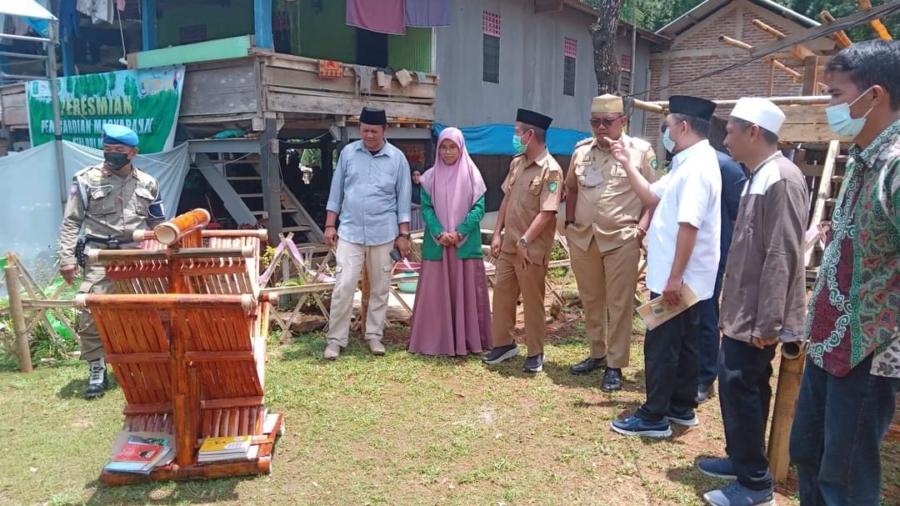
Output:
[564, 94, 659, 391]
[483, 109, 561, 373]
[58, 124, 165, 398]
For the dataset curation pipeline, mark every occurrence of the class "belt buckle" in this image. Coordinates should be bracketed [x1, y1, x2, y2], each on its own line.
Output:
[108, 238, 120, 250]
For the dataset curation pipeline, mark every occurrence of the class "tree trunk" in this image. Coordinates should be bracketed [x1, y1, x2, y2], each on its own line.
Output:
[592, 0, 624, 95]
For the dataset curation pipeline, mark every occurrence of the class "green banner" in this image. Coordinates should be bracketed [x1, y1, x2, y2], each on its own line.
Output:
[26, 66, 185, 154]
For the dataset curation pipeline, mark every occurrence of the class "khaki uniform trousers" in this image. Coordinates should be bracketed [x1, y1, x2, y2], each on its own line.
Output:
[77, 242, 136, 362]
[569, 237, 641, 368]
[326, 238, 394, 347]
[491, 251, 549, 356]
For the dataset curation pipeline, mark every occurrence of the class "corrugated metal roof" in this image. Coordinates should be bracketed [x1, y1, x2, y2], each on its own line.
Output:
[657, 0, 819, 38]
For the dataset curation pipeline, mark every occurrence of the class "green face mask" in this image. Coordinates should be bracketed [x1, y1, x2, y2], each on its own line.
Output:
[512, 133, 527, 155]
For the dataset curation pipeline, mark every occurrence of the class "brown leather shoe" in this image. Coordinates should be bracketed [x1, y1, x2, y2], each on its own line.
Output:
[367, 339, 386, 356]
[323, 342, 341, 360]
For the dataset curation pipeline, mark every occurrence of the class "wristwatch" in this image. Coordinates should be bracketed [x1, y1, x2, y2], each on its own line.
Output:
[518, 237, 528, 248]
[398, 232, 411, 240]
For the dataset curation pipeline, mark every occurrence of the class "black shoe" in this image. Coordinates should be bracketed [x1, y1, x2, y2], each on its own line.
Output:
[482, 344, 520, 365]
[522, 353, 544, 373]
[601, 368, 623, 392]
[569, 356, 607, 375]
[85, 358, 109, 399]
[696, 383, 715, 404]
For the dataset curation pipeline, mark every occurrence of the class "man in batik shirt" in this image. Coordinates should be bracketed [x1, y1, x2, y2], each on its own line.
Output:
[790, 40, 900, 506]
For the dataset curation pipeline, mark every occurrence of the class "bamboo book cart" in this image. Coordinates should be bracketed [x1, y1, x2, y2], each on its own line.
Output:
[75, 209, 283, 485]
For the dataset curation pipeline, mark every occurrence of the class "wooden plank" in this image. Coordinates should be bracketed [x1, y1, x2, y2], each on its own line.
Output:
[805, 140, 841, 266]
[180, 63, 259, 118]
[802, 56, 820, 96]
[778, 123, 852, 144]
[267, 91, 434, 121]
[264, 66, 436, 101]
[130, 36, 253, 69]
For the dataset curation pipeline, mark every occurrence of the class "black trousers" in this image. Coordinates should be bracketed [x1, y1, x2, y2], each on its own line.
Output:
[637, 293, 700, 422]
[719, 336, 777, 491]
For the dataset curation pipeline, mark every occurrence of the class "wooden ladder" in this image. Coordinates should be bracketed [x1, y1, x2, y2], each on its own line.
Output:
[224, 155, 322, 241]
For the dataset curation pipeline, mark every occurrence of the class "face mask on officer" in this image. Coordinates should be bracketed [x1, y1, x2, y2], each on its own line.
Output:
[104, 150, 133, 171]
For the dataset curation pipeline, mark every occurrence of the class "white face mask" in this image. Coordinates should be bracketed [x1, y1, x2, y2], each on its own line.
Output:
[662, 128, 676, 153]
[826, 87, 875, 138]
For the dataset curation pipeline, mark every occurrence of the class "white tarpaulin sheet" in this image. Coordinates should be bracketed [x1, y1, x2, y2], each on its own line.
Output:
[0, 0, 56, 20]
[0, 141, 189, 288]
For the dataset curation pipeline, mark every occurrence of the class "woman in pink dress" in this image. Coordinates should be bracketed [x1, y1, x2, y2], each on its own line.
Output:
[408, 128, 492, 356]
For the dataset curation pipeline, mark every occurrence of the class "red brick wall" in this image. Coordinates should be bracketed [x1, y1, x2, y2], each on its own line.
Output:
[645, 0, 807, 148]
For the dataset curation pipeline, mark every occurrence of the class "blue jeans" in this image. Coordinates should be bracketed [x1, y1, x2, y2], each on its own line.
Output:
[697, 260, 726, 387]
[789, 354, 900, 506]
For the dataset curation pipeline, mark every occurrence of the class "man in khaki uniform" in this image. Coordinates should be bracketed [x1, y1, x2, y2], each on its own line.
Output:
[58, 124, 165, 398]
[483, 109, 561, 373]
[564, 94, 659, 391]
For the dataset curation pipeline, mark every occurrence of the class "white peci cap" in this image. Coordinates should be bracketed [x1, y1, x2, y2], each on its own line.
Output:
[730, 97, 786, 135]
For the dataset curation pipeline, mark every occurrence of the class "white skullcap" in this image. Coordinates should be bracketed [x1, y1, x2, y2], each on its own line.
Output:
[730, 97, 786, 135]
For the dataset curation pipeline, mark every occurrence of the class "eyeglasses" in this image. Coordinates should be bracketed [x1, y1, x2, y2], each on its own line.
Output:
[590, 116, 624, 128]
[439, 145, 460, 153]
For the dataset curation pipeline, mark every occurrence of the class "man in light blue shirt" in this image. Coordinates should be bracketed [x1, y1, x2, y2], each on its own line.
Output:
[323, 107, 412, 360]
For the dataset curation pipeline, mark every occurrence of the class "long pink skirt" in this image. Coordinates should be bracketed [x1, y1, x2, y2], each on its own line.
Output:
[408, 253, 492, 356]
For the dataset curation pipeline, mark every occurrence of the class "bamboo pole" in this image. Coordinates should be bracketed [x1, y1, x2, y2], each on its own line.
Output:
[767, 59, 776, 95]
[768, 342, 805, 483]
[359, 262, 370, 334]
[820, 11, 853, 48]
[858, 0, 893, 40]
[752, 19, 786, 39]
[4, 264, 33, 373]
[719, 35, 753, 52]
[767, 59, 802, 81]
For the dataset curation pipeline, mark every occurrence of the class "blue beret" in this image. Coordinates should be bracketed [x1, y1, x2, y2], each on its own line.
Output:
[102, 124, 139, 147]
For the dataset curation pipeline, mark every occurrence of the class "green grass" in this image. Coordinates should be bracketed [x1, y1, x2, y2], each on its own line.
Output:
[1, 328, 898, 506]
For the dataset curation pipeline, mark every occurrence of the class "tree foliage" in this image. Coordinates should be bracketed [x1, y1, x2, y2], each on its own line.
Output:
[581, 0, 898, 38]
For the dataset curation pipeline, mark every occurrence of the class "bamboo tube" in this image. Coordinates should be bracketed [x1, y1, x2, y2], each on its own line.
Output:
[768, 343, 806, 484]
[154, 209, 212, 246]
[820, 11, 853, 48]
[752, 19, 786, 39]
[134, 229, 268, 243]
[632, 95, 832, 115]
[4, 264, 33, 373]
[719, 35, 753, 52]
[360, 262, 370, 333]
[767, 59, 802, 80]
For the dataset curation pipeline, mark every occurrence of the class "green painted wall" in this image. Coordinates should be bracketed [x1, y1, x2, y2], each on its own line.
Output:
[389, 28, 432, 73]
[154, 0, 431, 72]
[292, 0, 356, 63]
[156, 0, 254, 48]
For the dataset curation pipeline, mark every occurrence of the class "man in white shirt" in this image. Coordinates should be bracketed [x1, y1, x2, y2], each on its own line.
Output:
[608, 95, 722, 438]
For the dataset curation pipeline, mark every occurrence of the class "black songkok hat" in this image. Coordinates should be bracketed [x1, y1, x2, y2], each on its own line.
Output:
[516, 108, 553, 130]
[668, 95, 716, 121]
[360, 107, 387, 126]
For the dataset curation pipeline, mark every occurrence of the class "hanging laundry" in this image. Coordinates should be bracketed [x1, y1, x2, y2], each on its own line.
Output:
[349, 65, 375, 94]
[414, 71, 427, 84]
[405, 0, 451, 27]
[77, 0, 115, 24]
[346, 0, 405, 35]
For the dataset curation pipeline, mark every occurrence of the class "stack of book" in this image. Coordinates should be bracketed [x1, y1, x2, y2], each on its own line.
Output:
[105, 433, 174, 475]
[198, 435, 258, 463]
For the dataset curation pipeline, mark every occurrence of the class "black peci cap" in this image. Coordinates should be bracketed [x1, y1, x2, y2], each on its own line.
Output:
[360, 107, 387, 126]
[668, 95, 716, 121]
[516, 108, 553, 130]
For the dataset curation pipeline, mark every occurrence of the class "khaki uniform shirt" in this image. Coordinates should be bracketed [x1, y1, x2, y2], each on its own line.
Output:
[500, 149, 562, 263]
[565, 134, 659, 253]
[59, 164, 164, 267]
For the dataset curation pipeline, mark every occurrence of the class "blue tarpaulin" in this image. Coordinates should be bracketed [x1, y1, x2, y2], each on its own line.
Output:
[434, 123, 591, 156]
